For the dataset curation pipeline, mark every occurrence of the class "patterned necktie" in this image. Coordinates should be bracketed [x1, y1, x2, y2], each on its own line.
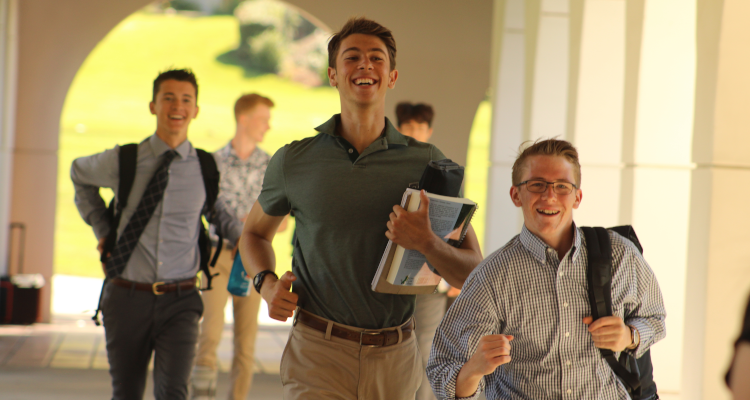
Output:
[105, 150, 177, 278]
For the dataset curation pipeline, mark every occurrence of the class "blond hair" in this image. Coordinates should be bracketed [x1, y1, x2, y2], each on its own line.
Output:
[511, 138, 582, 187]
[234, 93, 274, 121]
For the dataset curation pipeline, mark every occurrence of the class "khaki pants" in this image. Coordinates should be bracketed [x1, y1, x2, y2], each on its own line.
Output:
[414, 293, 448, 400]
[195, 248, 262, 400]
[281, 309, 423, 400]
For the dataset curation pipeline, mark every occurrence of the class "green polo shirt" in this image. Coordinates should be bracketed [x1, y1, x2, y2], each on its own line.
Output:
[258, 114, 446, 329]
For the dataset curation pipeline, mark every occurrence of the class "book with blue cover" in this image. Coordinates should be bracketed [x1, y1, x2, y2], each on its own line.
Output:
[371, 188, 477, 295]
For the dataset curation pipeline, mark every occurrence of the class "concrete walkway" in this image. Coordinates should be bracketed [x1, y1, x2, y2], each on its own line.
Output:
[0, 275, 288, 399]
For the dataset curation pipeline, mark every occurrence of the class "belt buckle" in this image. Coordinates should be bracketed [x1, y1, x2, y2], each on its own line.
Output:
[152, 281, 165, 295]
[359, 331, 381, 347]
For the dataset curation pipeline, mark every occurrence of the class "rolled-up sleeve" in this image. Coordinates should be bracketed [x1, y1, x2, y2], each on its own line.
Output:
[70, 146, 119, 240]
[625, 252, 667, 359]
[427, 267, 500, 400]
[207, 197, 243, 244]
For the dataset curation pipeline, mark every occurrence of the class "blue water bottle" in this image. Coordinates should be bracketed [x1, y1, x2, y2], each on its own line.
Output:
[227, 252, 251, 296]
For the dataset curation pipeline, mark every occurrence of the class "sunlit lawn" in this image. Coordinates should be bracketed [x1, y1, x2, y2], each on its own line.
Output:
[55, 11, 490, 278]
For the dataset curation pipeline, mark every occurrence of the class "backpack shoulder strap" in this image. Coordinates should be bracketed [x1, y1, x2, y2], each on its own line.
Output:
[196, 148, 219, 212]
[582, 226, 613, 321]
[117, 143, 139, 211]
[93, 143, 137, 326]
[582, 225, 644, 398]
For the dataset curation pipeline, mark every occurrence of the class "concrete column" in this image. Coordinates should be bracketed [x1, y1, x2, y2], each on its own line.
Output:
[623, 0, 697, 397]
[529, 0, 570, 140]
[685, 1, 750, 399]
[485, 0, 526, 251]
[570, 0, 625, 228]
[0, 0, 18, 277]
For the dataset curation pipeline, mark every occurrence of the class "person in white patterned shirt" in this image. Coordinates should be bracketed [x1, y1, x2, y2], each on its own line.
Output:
[192, 93, 285, 400]
[427, 139, 666, 400]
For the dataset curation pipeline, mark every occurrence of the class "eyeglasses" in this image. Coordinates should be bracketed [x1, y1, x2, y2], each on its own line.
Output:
[516, 179, 577, 195]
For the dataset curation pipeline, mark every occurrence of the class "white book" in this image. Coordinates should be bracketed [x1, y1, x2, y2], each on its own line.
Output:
[371, 188, 477, 295]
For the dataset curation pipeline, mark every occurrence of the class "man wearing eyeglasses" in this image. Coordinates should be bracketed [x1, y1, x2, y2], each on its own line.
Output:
[426, 139, 666, 400]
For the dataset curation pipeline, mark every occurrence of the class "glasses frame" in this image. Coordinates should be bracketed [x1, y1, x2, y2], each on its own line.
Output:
[516, 179, 578, 195]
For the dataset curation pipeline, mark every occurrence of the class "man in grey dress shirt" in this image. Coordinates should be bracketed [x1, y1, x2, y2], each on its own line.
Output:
[71, 69, 243, 400]
[427, 139, 666, 400]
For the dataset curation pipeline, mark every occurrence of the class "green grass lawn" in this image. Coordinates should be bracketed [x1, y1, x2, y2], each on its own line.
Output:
[55, 10, 490, 277]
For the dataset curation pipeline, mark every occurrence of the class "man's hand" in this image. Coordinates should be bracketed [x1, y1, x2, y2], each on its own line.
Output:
[455, 334, 514, 397]
[385, 190, 437, 253]
[583, 316, 632, 352]
[97, 237, 108, 275]
[260, 271, 298, 322]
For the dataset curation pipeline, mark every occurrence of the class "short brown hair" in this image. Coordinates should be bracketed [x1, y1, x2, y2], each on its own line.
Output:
[153, 68, 198, 102]
[234, 93, 274, 121]
[396, 102, 435, 127]
[327, 17, 397, 71]
[511, 139, 582, 187]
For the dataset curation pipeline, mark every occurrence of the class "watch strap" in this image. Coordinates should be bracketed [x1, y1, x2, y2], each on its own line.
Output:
[253, 270, 278, 294]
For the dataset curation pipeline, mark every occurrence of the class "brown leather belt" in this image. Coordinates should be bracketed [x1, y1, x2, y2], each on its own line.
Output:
[111, 277, 197, 295]
[296, 311, 413, 347]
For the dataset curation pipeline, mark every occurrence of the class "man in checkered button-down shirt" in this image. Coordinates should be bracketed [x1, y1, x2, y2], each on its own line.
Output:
[426, 139, 666, 400]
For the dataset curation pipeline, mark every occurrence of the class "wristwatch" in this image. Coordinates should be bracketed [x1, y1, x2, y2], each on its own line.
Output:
[626, 324, 640, 350]
[253, 270, 278, 294]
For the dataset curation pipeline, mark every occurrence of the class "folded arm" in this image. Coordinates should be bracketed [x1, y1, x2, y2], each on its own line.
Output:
[239, 201, 297, 321]
[386, 190, 483, 288]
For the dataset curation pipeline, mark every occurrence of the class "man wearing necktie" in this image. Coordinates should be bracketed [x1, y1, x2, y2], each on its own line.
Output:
[71, 69, 243, 400]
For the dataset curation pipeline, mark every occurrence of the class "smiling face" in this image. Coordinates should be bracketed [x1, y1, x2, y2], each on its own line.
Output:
[149, 79, 199, 142]
[510, 155, 582, 248]
[328, 33, 398, 109]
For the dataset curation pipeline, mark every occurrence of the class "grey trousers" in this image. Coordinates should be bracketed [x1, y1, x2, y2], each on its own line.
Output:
[101, 280, 204, 400]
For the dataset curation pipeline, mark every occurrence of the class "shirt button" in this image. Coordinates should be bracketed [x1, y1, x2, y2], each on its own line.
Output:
[563, 302, 569, 307]
[566, 360, 571, 365]
[559, 271, 564, 277]
[567, 389, 572, 394]
[348, 148, 353, 154]
[565, 332, 570, 337]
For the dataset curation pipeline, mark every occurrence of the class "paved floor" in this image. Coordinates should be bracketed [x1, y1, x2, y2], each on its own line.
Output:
[0, 313, 288, 399]
[0, 275, 289, 398]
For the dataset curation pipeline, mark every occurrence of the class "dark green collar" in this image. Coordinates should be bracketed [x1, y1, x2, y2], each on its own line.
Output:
[315, 114, 409, 147]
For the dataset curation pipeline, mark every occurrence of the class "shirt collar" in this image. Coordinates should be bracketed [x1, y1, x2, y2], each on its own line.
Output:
[519, 223, 582, 263]
[149, 134, 192, 160]
[314, 114, 409, 148]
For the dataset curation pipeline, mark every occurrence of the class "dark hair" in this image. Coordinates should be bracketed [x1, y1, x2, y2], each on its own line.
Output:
[152, 68, 198, 102]
[234, 93, 274, 120]
[512, 138, 582, 187]
[396, 102, 435, 127]
[327, 17, 397, 70]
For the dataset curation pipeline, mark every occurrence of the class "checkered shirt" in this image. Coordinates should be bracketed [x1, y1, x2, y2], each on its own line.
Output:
[426, 224, 666, 400]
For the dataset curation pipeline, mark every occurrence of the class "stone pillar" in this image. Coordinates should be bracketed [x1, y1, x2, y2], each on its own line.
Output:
[623, 0, 697, 396]
[685, 1, 750, 399]
[0, 0, 18, 277]
[486, 0, 526, 251]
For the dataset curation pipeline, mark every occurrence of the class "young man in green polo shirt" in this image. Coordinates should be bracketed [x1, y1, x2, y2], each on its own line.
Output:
[238, 17, 483, 399]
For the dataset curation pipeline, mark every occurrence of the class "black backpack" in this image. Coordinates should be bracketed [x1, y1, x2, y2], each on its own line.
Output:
[581, 226, 658, 400]
[91, 143, 223, 325]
